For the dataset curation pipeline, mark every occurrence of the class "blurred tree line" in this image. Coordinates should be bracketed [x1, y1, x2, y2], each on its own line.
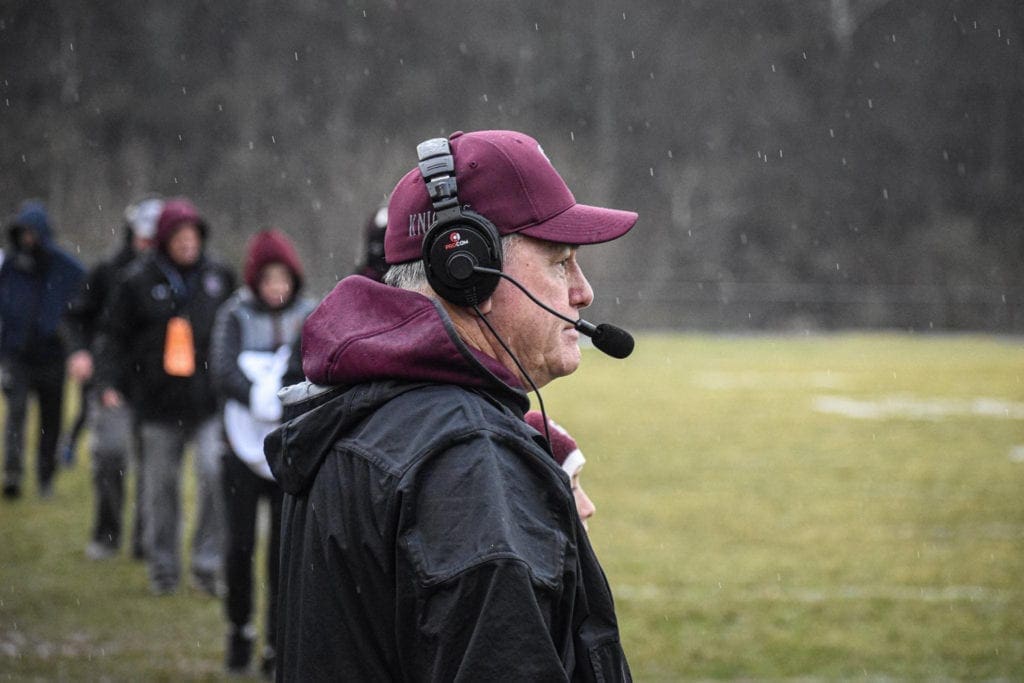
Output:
[1, 0, 1021, 331]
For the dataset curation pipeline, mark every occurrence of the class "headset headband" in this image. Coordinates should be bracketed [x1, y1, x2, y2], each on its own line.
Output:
[415, 136, 503, 307]
[416, 138, 461, 218]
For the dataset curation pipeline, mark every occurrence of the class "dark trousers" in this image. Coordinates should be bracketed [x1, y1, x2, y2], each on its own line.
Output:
[222, 449, 282, 647]
[64, 382, 88, 460]
[88, 397, 144, 549]
[2, 356, 65, 490]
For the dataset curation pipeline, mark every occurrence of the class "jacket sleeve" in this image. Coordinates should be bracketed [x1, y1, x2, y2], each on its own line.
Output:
[0, 264, 8, 318]
[51, 252, 86, 356]
[92, 273, 134, 392]
[209, 299, 251, 405]
[62, 263, 107, 352]
[396, 434, 574, 682]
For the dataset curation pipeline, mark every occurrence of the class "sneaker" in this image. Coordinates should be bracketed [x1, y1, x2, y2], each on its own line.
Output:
[226, 625, 254, 674]
[2, 481, 20, 500]
[260, 645, 276, 680]
[85, 541, 118, 561]
[191, 570, 225, 598]
[38, 481, 53, 499]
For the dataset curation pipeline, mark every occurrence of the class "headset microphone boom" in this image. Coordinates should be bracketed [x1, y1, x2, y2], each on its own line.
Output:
[472, 266, 635, 359]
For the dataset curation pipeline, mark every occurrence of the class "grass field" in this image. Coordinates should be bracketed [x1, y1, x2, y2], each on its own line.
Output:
[2, 333, 1023, 680]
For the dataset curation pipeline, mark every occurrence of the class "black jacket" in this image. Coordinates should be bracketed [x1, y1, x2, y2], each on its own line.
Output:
[64, 239, 137, 356]
[95, 251, 234, 422]
[266, 276, 630, 682]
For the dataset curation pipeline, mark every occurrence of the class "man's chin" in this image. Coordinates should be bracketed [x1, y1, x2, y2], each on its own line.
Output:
[557, 350, 583, 378]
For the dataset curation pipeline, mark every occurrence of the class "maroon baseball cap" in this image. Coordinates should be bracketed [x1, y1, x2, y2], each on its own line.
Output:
[385, 130, 638, 264]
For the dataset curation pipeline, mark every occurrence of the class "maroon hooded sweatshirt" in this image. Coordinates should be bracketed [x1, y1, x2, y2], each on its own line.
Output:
[266, 275, 631, 681]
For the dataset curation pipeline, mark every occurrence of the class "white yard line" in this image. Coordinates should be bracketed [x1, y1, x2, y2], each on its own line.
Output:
[812, 395, 1024, 420]
[614, 583, 1014, 604]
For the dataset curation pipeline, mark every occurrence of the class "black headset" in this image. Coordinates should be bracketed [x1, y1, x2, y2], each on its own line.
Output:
[417, 137, 503, 307]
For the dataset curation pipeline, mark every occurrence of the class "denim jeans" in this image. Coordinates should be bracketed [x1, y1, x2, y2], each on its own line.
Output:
[141, 416, 225, 588]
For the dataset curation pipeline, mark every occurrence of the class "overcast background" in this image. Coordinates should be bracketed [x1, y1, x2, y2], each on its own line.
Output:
[2, 0, 1021, 332]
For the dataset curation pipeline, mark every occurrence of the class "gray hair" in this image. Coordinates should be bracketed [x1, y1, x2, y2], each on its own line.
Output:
[383, 233, 522, 294]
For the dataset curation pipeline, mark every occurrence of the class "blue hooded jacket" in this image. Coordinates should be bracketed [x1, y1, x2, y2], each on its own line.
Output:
[0, 201, 86, 360]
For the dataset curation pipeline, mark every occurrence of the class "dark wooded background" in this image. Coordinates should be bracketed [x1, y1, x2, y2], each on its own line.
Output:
[2, 0, 1021, 331]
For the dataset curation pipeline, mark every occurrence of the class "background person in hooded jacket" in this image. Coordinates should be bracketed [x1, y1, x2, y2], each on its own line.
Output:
[64, 196, 162, 560]
[354, 204, 388, 282]
[94, 197, 235, 596]
[524, 411, 597, 531]
[0, 200, 85, 500]
[209, 229, 316, 677]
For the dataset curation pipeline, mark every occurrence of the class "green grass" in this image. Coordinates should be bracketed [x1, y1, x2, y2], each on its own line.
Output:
[0, 386, 258, 681]
[2, 333, 1023, 680]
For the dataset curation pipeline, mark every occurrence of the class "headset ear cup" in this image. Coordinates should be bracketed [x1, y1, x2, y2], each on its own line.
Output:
[422, 209, 503, 307]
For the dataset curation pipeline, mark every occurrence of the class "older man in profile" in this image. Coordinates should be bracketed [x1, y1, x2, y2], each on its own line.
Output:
[268, 130, 638, 681]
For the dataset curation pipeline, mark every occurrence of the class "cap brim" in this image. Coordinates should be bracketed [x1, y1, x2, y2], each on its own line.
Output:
[517, 203, 638, 245]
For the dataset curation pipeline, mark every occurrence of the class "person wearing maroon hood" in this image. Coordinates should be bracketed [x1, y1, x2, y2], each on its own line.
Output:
[266, 130, 638, 681]
[524, 411, 597, 530]
[209, 229, 316, 677]
[94, 197, 235, 596]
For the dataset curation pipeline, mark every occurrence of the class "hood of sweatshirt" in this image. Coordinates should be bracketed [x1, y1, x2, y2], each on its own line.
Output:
[301, 276, 524, 395]
[266, 275, 529, 494]
[155, 198, 208, 254]
[242, 228, 305, 294]
[7, 200, 54, 250]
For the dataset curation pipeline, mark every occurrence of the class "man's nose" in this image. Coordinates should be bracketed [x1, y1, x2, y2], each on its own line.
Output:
[570, 262, 594, 311]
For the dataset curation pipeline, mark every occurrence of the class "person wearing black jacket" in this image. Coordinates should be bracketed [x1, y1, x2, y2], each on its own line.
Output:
[94, 197, 235, 596]
[65, 196, 161, 560]
[266, 130, 638, 681]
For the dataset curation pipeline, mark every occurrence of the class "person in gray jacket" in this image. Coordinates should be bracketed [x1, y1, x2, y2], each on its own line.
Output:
[209, 228, 316, 678]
